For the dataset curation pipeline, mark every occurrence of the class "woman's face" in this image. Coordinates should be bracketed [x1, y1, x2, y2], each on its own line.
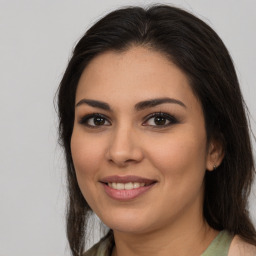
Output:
[71, 46, 215, 234]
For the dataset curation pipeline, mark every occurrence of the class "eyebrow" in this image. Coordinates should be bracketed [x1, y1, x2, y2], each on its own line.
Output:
[135, 97, 186, 111]
[75, 97, 186, 111]
[76, 99, 111, 111]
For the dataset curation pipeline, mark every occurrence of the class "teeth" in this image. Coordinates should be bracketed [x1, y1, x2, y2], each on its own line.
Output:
[124, 182, 133, 190]
[116, 183, 124, 190]
[108, 182, 146, 190]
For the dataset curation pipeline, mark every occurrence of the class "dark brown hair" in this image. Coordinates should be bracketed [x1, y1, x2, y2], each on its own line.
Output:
[57, 5, 256, 255]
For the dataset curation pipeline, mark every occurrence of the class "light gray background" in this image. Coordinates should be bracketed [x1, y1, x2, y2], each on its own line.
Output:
[0, 0, 255, 255]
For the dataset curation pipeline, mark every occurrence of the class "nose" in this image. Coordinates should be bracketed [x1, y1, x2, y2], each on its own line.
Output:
[105, 125, 144, 167]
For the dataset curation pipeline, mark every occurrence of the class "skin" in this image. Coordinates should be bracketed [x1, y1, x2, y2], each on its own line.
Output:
[229, 236, 256, 256]
[71, 46, 224, 256]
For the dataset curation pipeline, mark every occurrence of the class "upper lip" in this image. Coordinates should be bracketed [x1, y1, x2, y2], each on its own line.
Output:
[100, 175, 157, 185]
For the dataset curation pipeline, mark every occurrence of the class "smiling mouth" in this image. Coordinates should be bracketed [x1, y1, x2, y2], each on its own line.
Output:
[107, 182, 148, 190]
[100, 175, 157, 194]
[100, 176, 157, 200]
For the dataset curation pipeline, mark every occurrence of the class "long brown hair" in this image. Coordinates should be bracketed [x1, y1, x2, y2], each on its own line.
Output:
[57, 5, 256, 255]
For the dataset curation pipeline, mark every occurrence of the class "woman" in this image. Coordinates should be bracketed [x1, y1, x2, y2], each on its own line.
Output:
[57, 5, 256, 256]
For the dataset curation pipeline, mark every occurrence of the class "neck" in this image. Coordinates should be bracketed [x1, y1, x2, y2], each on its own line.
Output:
[111, 206, 218, 256]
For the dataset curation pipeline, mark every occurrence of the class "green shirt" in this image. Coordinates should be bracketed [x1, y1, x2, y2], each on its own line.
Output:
[202, 230, 233, 256]
[83, 230, 233, 256]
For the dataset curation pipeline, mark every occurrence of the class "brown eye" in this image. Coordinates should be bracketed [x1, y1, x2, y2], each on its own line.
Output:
[79, 114, 111, 127]
[93, 116, 105, 126]
[143, 112, 178, 127]
[154, 116, 168, 125]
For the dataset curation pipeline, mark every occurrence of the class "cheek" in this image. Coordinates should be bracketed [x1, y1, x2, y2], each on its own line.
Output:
[147, 132, 208, 183]
[70, 132, 107, 211]
[70, 131, 104, 183]
[147, 134, 208, 218]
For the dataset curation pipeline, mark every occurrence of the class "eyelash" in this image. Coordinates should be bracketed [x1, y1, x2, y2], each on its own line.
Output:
[79, 113, 110, 128]
[79, 112, 178, 128]
[143, 112, 178, 127]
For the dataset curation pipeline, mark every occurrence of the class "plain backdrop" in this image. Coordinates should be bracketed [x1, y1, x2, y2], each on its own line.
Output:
[0, 0, 255, 255]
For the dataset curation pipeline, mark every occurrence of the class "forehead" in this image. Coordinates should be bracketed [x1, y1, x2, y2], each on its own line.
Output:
[76, 46, 198, 109]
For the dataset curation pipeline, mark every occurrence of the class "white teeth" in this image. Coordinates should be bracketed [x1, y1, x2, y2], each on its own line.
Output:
[108, 182, 146, 190]
[134, 182, 144, 188]
[124, 182, 133, 190]
[116, 183, 125, 190]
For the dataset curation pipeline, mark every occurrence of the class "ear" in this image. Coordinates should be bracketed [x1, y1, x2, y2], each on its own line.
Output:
[206, 139, 225, 171]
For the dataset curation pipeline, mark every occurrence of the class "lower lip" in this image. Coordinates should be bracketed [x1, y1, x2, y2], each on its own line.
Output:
[102, 183, 155, 201]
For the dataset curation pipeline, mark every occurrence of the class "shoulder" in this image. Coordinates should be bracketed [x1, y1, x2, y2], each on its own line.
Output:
[82, 231, 114, 256]
[82, 242, 101, 256]
[228, 235, 256, 256]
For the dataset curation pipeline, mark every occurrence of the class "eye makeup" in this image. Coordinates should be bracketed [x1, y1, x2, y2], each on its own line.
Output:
[78, 110, 180, 130]
[79, 113, 111, 128]
[142, 112, 178, 128]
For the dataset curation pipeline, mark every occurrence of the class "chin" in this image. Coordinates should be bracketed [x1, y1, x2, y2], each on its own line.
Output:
[108, 222, 151, 234]
[100, 211, 157, 234]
